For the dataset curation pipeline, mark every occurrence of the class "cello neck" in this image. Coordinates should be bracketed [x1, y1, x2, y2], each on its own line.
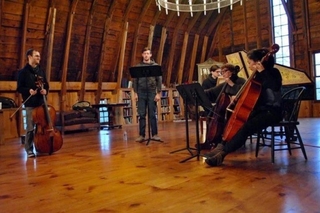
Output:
[41, 84, 54, 131]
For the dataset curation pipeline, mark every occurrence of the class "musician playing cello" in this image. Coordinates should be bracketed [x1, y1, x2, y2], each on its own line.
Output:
[205, 47, 282, 167]
[197, 64, 246, 150]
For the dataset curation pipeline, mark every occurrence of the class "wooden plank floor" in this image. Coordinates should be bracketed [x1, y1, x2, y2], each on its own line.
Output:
[1, 118, 320, 213]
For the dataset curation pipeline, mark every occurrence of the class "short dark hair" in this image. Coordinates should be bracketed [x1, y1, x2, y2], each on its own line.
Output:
[247, 48, 275, 70]
[142, 47, 151, 54]
[210, 65, 220, 72]
[221, 63, 240, 74]
[26, 48, 35, 58]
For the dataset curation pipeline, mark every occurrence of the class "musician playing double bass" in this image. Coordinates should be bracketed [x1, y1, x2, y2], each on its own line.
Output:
[17, 49, 49, 158]
[197, 64, 246, 150]
[205, 47, 282, 167]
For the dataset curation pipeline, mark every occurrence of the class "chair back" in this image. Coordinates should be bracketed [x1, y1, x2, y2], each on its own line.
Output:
[281, 86, 305, 122]
[0, 97, 17, 109]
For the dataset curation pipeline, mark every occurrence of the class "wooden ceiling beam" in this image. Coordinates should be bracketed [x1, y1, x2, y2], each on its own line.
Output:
[79, 0, 96, 102]
[60, 0, 79, 112]
[96, 0, 117, 103]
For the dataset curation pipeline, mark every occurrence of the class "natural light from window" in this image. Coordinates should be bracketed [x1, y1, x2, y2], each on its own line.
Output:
[272, 0, 290, 66]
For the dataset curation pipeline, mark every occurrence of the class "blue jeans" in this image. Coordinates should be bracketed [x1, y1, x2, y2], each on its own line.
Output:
[137, 92, 158, 137]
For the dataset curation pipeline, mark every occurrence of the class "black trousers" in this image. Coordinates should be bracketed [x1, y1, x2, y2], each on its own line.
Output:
[224, 109, 281, 153]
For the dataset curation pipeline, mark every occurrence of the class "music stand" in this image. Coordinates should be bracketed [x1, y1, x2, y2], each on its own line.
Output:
[129, 65, 163, 145]
[170, 83, 213, 163]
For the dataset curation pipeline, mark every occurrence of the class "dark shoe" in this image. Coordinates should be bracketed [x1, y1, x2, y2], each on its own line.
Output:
[205, 151, 227, 167]
[27, 151, 35, 158]
[203, 143, 224, 158]
[195, 142, 213, 150]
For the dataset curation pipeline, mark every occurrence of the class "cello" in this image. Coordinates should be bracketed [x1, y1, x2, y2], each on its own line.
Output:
[32, 77, 63, 154]
[206, 65, 242, 146]
[222, 44, 280, 142]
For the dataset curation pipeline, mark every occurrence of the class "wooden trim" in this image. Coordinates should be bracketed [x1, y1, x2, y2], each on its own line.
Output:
[243, 0, 248, 50]
[165, 13, 189, 86]
[156, 27, 167, 65]
[80, 0, 96, 101]
[188, 34, 199, 83]
[45, 7, 56, 83]
[148, 25, 155, 49]
[20, 2, 29, 69]
[117, 22, 129, 89]
[177, 32, 189, 84]
[200, 36, 208, 62]
[0, 81, 117, 91]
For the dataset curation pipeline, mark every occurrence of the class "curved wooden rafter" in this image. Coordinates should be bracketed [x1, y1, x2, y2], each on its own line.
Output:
[79, 0, 97, 101]
[60, 0, 79, 112]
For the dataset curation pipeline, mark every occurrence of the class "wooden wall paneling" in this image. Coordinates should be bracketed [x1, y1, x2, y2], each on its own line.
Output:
[130, 0, 153, 67]
[180, 12, 202, 83]
[255, 0, 262, 47]
[165, 13, 188, 86]
[148, 25, 155, 49]
[117, 22, 129, 90]
[156, 27, 167, 65]
[200, 36, 208, 62]
[60, 0, 79, 112]
[177, 32, 189, 84]
[0, 0, 3, 34]
[95, 1, 116, 103]
[80, 0, 96, 102]
[207, 8, 227, 58]
[45, 7, 56, 82]
[20, 2, 30, 69]
[188, 34, 199, 83]
[242, 0, 249, 50]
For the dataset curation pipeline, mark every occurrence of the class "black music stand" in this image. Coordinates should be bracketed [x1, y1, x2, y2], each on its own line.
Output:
[129, 65, 163, 145]
[170, 83, 213, 163]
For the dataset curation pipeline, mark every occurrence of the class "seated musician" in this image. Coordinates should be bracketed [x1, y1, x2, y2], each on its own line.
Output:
[198, 64, 246, 150]
[202, 65, 221, 91]
[205, 47, 283, 167]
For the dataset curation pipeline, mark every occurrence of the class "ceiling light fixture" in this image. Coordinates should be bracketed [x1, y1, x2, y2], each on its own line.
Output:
[155, 0, 243, 17]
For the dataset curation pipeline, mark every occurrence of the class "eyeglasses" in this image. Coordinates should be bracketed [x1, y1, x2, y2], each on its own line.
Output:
[220, 69, 230, 74]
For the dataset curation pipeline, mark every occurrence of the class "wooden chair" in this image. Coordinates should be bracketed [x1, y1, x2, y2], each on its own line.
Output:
[255, 86, 308, 163]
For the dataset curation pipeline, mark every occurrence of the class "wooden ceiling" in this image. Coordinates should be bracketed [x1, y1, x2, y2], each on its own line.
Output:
[0, 0, 319, 89]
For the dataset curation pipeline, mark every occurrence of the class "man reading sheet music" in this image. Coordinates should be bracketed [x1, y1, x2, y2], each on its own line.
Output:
[133, 47, 162, 142]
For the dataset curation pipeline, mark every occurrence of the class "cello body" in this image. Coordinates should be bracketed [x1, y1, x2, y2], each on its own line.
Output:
[32, 104, 63, 154]
[222, 79, 261, 142]
[222, 44, 280, 142]
[206, 88, 230, 145]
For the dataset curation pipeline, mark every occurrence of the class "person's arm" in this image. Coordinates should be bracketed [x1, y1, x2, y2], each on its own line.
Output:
[154, 76, 162, 102]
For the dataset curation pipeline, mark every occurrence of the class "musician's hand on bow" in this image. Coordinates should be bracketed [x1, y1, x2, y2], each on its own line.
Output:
[29, 89, 37, 96]
[40, 89, 47, 95]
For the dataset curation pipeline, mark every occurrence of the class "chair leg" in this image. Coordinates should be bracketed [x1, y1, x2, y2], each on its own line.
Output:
[295, 126, 308, 160]
[284, 126, 293, 155]
[255, 131, 261, 157]
[271, 126, 275, 163]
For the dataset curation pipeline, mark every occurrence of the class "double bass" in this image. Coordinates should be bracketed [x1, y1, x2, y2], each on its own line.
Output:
[222, 44, 280, 142]
[32, 77, 63, 154]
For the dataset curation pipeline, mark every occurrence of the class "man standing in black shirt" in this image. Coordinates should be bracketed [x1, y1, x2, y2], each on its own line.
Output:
[17, 49, 49, 158]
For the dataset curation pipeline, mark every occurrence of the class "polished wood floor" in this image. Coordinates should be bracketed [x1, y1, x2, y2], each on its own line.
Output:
[1, 118, 320, 213]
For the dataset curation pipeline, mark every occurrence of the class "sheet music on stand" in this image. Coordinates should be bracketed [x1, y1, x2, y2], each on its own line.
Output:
[171, 83, 214, 163]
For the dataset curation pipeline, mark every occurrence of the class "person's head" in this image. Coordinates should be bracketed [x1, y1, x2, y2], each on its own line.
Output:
[220, 63, 240, 79]
[142, 47, 152, 63]
[247, 47, 275, 71]
[26, 48, 40, 68]
[209, 65, 221, 79]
